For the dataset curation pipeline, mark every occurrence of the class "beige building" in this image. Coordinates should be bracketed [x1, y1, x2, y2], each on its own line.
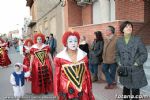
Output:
[22, 17, 32, 38]
[26, 0, 65, 51]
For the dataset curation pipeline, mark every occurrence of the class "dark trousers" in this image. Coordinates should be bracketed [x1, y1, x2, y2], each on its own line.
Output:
[89, 63, 99, 76]
[50, 48, 55, 58]
[123, 87, 140, 100]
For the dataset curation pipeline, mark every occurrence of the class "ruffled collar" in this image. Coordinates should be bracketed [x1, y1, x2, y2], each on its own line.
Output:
[56, 47, 87, 62]
[31, 44, 47, 50]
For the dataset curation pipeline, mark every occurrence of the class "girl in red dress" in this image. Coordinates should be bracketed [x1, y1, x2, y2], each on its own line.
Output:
[0, 38, 11, 68]
[54, 31, 95, 100]
[29, 33, 53, 94]
[23, 38, 33, 82]
[23, 39, 33, 72]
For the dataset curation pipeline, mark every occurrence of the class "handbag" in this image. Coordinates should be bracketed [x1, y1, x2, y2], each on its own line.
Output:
[117, 67, 128, 77]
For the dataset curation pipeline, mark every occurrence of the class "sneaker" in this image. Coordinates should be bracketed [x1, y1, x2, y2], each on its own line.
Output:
[112, 81, 117, 85]
[105, 84, 114, 89]
[92, 75, 98, 82]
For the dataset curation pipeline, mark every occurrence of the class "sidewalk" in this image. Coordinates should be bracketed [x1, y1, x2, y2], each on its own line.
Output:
[92, 80, 121, 100]
[92, 80, 150, 100]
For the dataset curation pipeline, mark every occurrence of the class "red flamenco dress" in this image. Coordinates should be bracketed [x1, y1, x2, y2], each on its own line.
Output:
[0, 44, 11, 67]
[54, 48, 95, 100]
[23, 46, 32, 80]
[30, 44, 53, 94]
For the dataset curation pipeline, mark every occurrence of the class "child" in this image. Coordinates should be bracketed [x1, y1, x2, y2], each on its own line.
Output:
[10, 63, 30, 100]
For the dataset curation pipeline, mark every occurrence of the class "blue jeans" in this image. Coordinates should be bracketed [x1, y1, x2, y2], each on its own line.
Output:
[89, 63, 99, 76]
[102, 63, 117, 84]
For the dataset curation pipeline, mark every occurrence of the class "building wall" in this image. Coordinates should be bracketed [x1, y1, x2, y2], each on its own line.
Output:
[82, 5, 93, 25]
[144, 1, 150, 22]
[65, 0, 150, 44]
[64, 0, 94, 29]
[115, 0, 150, 44]
[23, 17, 32, 38]
[35, 0, 64, 52]
[30, 25, 37, 35]
[71, 21, 144, 45]
[27, 0, 150, 49]
[110, 0, 115, 21]
[27, 0, 64, 50]
[71, 21, 120, 46]
[36, 0, 59, 20]
[116, 0, 144, 22]
[67, 0, 82, 27]
[49, 17, 56, 35]
[93, 0, 101, 24]
[28, 0, 38, 37]
[137, 21, 150, 44]
[31, 1, 37, 21]
[66, 0, 115, 26]
[93, 0, 115, 24]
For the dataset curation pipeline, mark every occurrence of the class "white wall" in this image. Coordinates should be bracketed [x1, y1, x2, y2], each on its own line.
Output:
[93, 0, 101, 24]
[50, 17, 56, 36]
[93, 0, 115, 24]
[110, 0, 115, 21]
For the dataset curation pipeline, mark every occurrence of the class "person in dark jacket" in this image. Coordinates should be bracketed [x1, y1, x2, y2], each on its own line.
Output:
[89, 31, 104, 82]
[44, 36, 50, 45]
[79, 35, 89, 58]
[49, 33, 57, 58]
[116, 21, 148, 100]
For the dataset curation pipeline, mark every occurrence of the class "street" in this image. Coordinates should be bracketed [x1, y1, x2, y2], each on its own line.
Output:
[0, 47, 150, 100]
[0, 0, 150, 100]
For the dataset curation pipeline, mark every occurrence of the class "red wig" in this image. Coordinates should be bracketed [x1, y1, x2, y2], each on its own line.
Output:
[62, 31, 80, 47]
[33, 33, 45, 44]
[24, 38, 34, 46]
[0, 38, 5, 43]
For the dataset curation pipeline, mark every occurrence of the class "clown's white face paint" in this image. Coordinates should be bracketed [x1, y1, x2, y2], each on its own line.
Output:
[67, 36, 78, 50]
[37, 36, 42, 44]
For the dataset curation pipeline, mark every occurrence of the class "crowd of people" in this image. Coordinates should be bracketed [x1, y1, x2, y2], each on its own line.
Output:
[0, 21, 148, 100]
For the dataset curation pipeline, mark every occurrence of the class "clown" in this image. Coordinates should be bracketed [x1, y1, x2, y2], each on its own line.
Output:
[54, 31, 95, 100]
[0, 38, 11, 68]
[10, 63, 30, 100]
[29, 33, 53, 94]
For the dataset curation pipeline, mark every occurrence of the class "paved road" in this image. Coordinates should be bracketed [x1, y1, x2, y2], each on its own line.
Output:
[0, 47, 149, 100]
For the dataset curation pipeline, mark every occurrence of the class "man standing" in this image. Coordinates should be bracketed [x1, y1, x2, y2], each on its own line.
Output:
[102, 26, 118, 89]
[49, 33, 57, 58]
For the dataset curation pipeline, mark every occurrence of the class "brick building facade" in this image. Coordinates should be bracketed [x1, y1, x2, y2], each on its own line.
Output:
[26, 0, 150, 51]
[26, 0, 64, 51]
[64, 0, 150, 45]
